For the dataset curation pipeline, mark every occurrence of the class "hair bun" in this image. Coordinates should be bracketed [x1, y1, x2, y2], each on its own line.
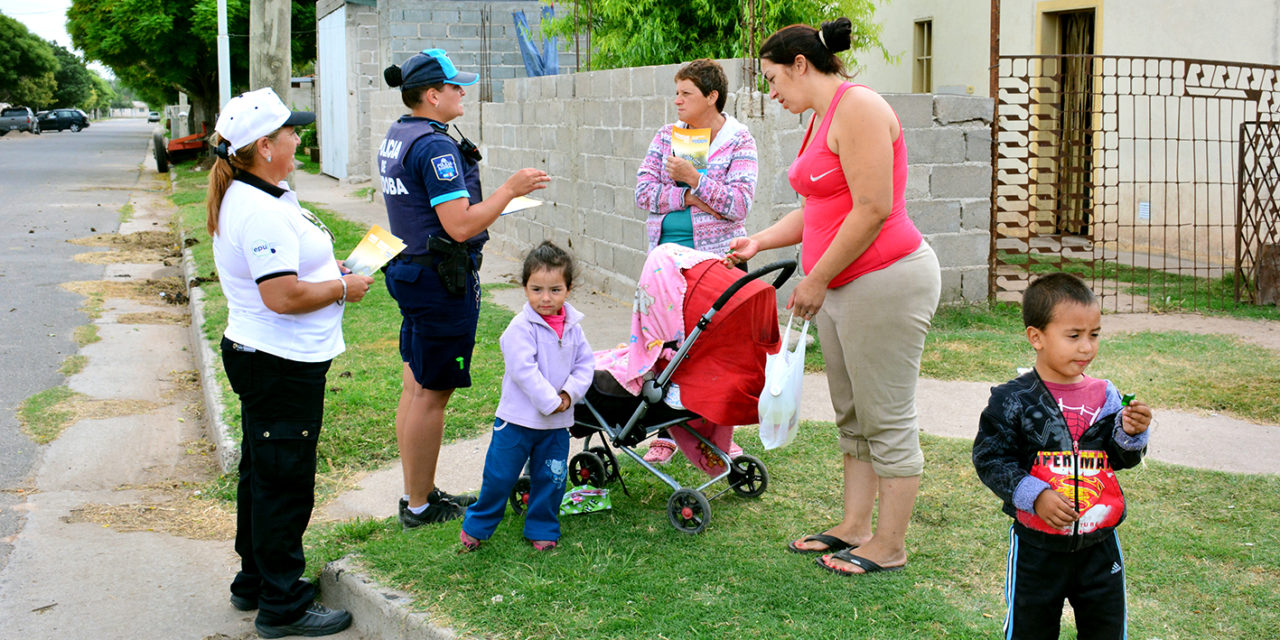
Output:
[383, 65, 403, 88]
[820, 17, 854, 53]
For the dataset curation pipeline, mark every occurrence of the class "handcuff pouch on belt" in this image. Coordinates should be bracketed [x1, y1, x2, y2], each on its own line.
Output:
[427, 234, 479, 297]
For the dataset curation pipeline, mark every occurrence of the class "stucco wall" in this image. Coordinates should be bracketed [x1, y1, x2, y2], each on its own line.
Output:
[456, 61, 992, 304]
[857, 0, 1280, 97]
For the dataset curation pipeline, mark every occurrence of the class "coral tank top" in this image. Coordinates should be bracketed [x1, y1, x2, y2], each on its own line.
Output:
[788, 83, 922, 288]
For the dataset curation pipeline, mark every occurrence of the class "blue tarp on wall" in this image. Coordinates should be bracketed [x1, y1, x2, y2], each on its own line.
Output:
[514, 6, 559, 77]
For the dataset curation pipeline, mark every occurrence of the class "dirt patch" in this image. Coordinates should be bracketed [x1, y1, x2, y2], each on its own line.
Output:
[72, 249, 181, 266]
[69, 230, 177, 251]
[69, 230, 183, 266]
[1104, 312, 1280, 353]
[118, 311, 190, 326]
[62, 277, 189, 306]
[63, 485, 235, 541]
[65, 397, 166, 424]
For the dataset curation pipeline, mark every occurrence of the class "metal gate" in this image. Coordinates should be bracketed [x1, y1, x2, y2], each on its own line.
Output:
[991, 55, 1280, 311]
[317, 7, 348, 180]
[1239, 122, 1280, 304]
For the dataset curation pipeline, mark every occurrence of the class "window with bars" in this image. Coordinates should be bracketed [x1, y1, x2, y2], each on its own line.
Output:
[913, 20, 933, 93]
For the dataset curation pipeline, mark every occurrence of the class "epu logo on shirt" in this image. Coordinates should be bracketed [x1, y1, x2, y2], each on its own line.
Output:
[250, 239, 278, 256]
[431, 154, 458, 181]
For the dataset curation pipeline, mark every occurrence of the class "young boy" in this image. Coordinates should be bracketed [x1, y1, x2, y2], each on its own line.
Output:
[973, 272, 1153, 640]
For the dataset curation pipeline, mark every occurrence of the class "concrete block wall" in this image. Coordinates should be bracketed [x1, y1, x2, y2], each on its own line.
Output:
[889, 93, 994, 303]
[474, 60, 993, 304]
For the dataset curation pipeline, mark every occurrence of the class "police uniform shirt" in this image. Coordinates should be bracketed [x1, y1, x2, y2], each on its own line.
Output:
[380, 117, 484, 255]
[213, 173, 345, 362]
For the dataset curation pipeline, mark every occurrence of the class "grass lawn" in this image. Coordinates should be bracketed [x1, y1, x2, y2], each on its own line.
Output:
[173, 161, 1280, 638]
[303, 430, 1280, 640]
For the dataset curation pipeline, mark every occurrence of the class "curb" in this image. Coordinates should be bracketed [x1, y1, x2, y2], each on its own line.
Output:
[320, 557, 462, 640]
[182, 244, 239, 475]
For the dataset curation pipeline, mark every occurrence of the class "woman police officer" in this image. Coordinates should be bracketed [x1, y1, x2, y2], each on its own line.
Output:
[208, 87, 372, 637]
[379, 49, 550, 527]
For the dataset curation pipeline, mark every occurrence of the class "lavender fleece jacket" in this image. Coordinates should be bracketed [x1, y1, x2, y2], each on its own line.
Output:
[494, 301, 595, 430]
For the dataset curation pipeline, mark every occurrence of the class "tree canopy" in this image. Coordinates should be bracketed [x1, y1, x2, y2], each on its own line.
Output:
[68, 0, 317, 129]
[49, 42, 97, 110]
[542, 0, 890, 73]
[0, 13, 60, 106]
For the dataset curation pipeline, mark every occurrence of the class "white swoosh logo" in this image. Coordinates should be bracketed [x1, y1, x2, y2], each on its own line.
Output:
[809, 168, 839, 182]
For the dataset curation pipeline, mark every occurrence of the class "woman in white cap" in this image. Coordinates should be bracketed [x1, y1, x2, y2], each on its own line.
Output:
[207, 86, 371, 638]
[378, 48, 550, 528]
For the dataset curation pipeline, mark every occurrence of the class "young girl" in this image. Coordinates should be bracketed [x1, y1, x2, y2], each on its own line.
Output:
[460, 241, 594, 551]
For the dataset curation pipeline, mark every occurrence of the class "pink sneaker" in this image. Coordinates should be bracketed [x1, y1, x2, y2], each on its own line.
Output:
[729, 440, 744, 459]
[643, 438, 677, 464]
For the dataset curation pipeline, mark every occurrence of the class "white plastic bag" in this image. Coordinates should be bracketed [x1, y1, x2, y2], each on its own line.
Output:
[758, 313, 808, 450]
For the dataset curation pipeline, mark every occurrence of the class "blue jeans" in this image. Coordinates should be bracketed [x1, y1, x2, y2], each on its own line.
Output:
[462, 419, 569, 542]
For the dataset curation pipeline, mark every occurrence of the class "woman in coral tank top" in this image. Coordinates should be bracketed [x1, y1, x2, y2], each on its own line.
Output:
[726, 17, 941, 577]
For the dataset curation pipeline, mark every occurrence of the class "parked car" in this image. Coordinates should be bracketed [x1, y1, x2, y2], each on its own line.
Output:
[0, 106, 40, 135]
[39, 109, 91, 133]
[147, 111, 161, 123]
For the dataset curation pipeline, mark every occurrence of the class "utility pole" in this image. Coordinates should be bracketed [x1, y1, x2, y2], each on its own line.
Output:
[250, 0, 291, 102]
[217, 0, 231, 107]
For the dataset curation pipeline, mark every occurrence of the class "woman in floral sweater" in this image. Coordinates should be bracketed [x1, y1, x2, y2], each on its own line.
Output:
[635, 59, 758, 464]
[635, 59, 759, 257]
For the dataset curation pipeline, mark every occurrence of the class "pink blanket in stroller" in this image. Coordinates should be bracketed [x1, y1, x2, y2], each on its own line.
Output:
[595, 243, 712, 394]
[594, 244, 735, 475]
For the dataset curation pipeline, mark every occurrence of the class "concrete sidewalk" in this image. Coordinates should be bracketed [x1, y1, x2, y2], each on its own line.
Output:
[277, 171, 1280, 638]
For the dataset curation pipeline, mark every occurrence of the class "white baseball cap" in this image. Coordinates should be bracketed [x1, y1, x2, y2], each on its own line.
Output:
[214, 87, 315, 151]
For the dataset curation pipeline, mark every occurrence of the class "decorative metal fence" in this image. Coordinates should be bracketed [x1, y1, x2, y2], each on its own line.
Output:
[991, 55, 1280, 311]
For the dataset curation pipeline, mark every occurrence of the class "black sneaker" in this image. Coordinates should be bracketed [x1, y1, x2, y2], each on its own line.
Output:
[255, 602, 352, 638]
[230, 593, 257, 611]
[400, 497, 464, 529]
[432, 486, 478, 507]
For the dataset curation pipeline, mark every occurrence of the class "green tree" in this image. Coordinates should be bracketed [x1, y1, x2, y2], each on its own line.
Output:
[85, 73, 114, 116]
[543, 0, 889, 72]
[48, 42, 96, 109]
[0, 13, 60, 106]
[67, 0, 316, 134]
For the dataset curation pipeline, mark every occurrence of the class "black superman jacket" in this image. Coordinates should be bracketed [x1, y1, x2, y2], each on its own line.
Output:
[973, 370, 1147, 553]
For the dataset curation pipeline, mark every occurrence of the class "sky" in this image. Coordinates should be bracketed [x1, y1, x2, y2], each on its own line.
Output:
[0, 0, 112, 77]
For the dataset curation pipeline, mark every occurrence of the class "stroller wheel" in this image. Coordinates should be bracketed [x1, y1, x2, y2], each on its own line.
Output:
[728, 454, 769, 497]
[509, 475, 531, 515]
[587, 446, 619, 482]
[667, 488, 711, 534]
[569, 451, 607, 487]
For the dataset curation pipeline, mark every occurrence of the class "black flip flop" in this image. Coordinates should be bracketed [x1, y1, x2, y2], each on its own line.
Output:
[815, 548, 905, 575]
[787, 533, 855, 554]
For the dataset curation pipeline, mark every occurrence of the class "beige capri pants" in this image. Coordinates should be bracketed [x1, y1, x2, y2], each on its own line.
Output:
[813, 242, 941, 478]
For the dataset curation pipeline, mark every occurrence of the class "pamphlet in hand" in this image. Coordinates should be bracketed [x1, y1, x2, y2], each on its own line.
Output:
[344, 224, 407, 277]
[670, 126, 710, 188]
[500, 196, 543, 216]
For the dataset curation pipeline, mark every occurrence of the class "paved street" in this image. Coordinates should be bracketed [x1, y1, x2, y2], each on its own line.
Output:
[0, 121, 143, 569]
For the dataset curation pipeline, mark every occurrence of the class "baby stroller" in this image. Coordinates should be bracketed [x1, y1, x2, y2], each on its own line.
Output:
[510, 246, 796, 534]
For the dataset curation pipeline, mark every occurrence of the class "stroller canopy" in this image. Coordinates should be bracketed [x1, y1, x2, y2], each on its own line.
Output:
[671, 260, 781, 426]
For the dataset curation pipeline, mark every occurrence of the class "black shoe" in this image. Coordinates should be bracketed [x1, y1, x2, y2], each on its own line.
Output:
[400, 496, 464, 529]
[255, 602, 352, 638]
[230, 593, 257, 611]
[432, 486, 477, 507]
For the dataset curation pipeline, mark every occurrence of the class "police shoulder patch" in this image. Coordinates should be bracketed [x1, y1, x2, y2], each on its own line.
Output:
[431, 154, 458, 181]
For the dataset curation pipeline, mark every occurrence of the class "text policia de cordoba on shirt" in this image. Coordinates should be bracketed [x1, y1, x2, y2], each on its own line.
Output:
[379, 138, 410, 195]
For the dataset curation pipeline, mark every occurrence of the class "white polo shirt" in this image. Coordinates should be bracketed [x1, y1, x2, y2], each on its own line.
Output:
[213, 174, 345, 362]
